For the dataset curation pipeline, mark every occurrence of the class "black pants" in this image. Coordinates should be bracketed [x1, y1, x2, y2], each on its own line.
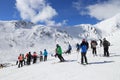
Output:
[23, 60, 25, 65]
[27, 59, 31, 65]
[104, 47, 109, 57]
[40, 56, 43, 61]
[33, 58, 37, 64]
[92, 48, 97, 55]
[44, 56, 47, 61]
[58, 54, 65, 62]
[18, 61, 23, 68]
[81, 52, 88, 64]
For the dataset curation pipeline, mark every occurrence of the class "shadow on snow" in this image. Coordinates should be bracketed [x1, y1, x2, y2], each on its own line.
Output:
[88, 61, 114, 65]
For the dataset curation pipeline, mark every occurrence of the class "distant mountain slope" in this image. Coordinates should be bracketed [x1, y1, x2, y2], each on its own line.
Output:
[56, 24, 99, 40]
[95, 13, 120, 38]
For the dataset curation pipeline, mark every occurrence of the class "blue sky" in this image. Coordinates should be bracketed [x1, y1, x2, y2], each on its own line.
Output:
[0, 0, 120, 26]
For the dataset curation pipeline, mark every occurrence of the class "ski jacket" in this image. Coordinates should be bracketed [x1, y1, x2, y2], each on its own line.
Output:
[103, 40, 110, 48]
[56, 46, 62, 55]
[28, 53, 32, 60]
[80, 41, 89, 53]
[18, 55, 23, 61]
[43, 50, 48, 56]
[91, 40, 98, 48]
[33, 53, 37, 58]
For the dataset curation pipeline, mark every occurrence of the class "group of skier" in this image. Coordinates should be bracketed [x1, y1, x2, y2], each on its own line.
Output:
[78, 38, 110, 64]
[17, 38, 110, 67]
[17, 49, 48, 68]
[90, 38, 110, 57]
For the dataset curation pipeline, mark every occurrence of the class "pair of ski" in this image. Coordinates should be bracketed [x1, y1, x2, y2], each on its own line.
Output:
[52, 60, 76, 64]
[77, 62, 90, 66]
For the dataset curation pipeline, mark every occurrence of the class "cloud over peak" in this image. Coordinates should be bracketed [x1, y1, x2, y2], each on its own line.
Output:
[73, 0, 120, 20]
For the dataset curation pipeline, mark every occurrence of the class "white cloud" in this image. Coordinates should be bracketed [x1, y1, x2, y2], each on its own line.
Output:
[15, 0, 57, 24]
[45, 20, 68, 27]
[74, 0, 120, 20]
[87, 0, 120, 20]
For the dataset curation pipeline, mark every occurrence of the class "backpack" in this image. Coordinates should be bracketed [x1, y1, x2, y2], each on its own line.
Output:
[103, 40, 110, 47]
[108, 41, 110, 46]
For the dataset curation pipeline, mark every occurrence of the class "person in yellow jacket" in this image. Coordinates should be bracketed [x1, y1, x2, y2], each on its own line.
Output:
[18, 54, 23, 68]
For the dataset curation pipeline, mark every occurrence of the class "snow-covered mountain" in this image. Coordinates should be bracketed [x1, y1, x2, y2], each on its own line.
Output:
[1, 13, 120, 63]
[95, 13, 120, 38]
[56, 24, 99, 40]
[0, 21, 74, 62]
[1, 13, 120, 80]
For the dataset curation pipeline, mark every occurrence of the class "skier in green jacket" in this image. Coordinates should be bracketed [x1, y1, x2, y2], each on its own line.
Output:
[55, 44, 65, 62]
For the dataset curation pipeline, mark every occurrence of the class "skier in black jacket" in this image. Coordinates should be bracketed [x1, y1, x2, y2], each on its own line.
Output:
[103, 38, 110, 57]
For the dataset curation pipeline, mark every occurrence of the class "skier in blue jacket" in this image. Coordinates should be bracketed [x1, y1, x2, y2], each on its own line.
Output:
[43, 49, 48, 61]
[80, 39, 89, 64]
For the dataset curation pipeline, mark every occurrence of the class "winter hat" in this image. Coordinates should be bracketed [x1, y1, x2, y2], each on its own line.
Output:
[82, 39, 85, 42]
[56, 44, 59, 47]
[103, 38, 106, 41]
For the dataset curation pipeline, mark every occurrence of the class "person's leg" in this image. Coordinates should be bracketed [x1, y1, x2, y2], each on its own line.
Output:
[81, 53, 84, 64]
[18, 61, 20, 68]
[44, 56, 46, 61]
[84, 53, 88, 64]
[92, 48, 94, 56]
[106, 47, 109, 57]
[104, 48, 106, 56]
[58, 55, 62, 62]
[94, 48, 97, 55]
[61, 55, 65, 62]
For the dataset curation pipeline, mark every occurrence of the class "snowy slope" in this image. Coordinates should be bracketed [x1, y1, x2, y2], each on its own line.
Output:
[0, 14, 120, 80]
[95, 13, 120, 38]
[0, 35, 120, 80]
[55, 24, 99, 40]
[0, 21, 73, 63]
[1, 13, 120, 63]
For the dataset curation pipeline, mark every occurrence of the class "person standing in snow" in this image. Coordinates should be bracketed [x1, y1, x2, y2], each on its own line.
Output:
[26, 52, 32, 65]
[91, 40, 98, 56]
[39, 51, 43, 62]
[103, 38, 110, 57]
[32, 52, 38, 64]
[18, 54, 23, 68]
[55, 44, 65, 62]
[43, 49, 48, 61]
[80, 39, 89, 64]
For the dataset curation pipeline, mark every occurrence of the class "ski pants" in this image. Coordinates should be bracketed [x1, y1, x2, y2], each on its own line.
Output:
[81, 52, 88, 64]
[44, 55, 47, 61]
[58, 54, 65, 62]
[40, 56, 43, 61]
[92, 47, 97, 55]
[104, 47, 109, 57]
[33, 58, 37, 64]
[18, 61, 23, 68]
[27, 59, 31, 65]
